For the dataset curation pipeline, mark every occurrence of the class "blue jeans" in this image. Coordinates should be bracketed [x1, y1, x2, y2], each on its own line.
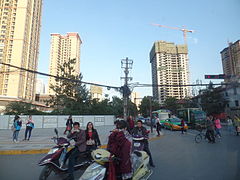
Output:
[13, 130, 19, 141]
[215, 128, 221, 137]
[24, 126, 33, 140]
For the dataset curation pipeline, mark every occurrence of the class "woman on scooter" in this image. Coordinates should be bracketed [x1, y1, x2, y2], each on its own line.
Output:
[107, 120, 133, 180]
[85, 122, 101, 151]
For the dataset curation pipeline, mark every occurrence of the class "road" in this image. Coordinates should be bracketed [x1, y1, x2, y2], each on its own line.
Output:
[0, 128, 239, 180]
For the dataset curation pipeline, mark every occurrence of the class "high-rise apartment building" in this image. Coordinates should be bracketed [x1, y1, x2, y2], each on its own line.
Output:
[48, 33, 81, 95]
[221, 40, 240, 82]
[90, 85, 103, 101]
[150, 41, 190, 104]
[0, 0, 43, 100]
[131, 92, 141, 109]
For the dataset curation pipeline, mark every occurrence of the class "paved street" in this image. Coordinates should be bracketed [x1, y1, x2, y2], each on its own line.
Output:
[0, 127, 239, 180]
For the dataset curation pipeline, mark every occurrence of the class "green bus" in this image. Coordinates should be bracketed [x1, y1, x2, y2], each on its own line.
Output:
[177, 108, 206, 128]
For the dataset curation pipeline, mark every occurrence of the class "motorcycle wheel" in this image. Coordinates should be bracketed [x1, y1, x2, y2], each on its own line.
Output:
[39, 165, 52, 180]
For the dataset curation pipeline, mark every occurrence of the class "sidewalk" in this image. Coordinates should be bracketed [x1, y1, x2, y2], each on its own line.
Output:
[0, 125, 160, 155]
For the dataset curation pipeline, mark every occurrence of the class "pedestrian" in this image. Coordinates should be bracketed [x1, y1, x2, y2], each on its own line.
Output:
[132, 120, 155, 167]
[214, 116, 222, 138]
[24, 115, 34, 141]
[85, 122, 101, 151]
[65, 122, 86, 180]
[155, 116, 161, 136]
[12, 115, 22, 143]
[127, 116, 134, 133]
[206, 115, 215, 143]
[233, 114, 240, 136]
[227, 116, 234, 135]
[64, 115, 73, 135]
[181, 118, 185, 134]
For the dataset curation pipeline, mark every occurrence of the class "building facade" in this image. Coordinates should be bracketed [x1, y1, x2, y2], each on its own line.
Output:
[131, 92, 141, 110]
[35, 78, 45, 94]
[150, 41, 190, 104]
[90, 85, 103, 101]
[221, 40, 240, 82]
[48, 32, 81, 95]
[0, 0, 43, 100]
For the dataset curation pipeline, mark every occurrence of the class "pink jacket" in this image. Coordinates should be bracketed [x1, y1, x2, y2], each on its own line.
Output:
[214, 119, 221, 129]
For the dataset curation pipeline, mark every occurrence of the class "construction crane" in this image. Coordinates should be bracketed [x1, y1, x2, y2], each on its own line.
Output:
[151, 23, 195, 45]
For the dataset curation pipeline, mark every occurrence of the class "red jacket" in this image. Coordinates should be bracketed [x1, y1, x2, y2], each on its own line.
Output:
[107, 131, 132, 175]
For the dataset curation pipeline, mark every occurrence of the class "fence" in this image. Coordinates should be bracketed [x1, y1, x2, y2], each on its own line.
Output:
[0, 115, 115, 129]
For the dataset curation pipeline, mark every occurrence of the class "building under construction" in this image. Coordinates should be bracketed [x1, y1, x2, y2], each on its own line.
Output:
[150, 41, 190, 104]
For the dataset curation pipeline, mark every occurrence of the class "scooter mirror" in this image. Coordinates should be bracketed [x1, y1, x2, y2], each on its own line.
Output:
[54, 128, 58, 135]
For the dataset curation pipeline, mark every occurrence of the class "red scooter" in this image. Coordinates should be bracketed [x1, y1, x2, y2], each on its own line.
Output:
[38, 128, 92, 180]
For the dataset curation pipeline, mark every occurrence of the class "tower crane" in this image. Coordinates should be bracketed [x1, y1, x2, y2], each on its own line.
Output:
[151, 23, 195, 45]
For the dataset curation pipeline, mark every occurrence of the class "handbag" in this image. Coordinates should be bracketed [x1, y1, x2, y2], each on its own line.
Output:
[66, 125, 71, 131]
[86, 139, 95, 146]
[11, 125, 16, 131]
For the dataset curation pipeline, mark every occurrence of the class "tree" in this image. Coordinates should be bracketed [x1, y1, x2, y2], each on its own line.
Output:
[179, 97, 199, 109]
[110, 96, 124, 117]
[138, 96, 160, 117]
[90, 99, 114, 115]
[5, 102, 47, 115]
[200, 88, 227, 115]
[47, 58, 91, 115]
[162, 97, 181, 114]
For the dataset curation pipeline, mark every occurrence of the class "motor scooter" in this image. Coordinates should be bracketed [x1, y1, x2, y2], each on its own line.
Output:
[38, 128, 92, 180]
[79, 140, 152, 180]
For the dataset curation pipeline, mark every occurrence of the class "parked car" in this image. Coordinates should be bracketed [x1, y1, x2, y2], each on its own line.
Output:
[164, 118, 188, 131]
[137, 117, 146, 124]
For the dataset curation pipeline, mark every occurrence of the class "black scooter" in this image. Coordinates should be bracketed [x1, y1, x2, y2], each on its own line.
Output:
[38, 128, 92, 180]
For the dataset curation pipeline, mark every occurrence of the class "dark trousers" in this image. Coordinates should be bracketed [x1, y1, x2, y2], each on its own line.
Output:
[24, 126, 32, 140]
[181, 127, 184, 134]
[156, 124, 161, 136]
[236, 126, 239, 136]
[68, 147, 81, 179]
[206, 130, 215, 143]
[143, 141, 154, 166]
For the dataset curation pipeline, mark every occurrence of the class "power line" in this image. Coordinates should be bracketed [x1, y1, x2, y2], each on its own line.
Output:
[0, 62, 120, 90]
[130, 82, 239, 87]
[1, 62, 237, 90]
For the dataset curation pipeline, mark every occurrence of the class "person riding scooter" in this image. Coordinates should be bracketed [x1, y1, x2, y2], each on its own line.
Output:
[65, 122, 86, 180]
[132, 120, 155, 167]
[107, 120, 133, 180]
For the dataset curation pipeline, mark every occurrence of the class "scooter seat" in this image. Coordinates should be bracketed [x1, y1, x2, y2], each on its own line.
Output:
[133, 151, 142, 157]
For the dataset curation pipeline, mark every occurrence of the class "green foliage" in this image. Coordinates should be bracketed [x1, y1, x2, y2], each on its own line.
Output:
[163, 97, 180, 114]
[138, 96, 160, 117]
[200, 88, 227, 115]
[180, 97, 199, 109]
[5, 102, 48, 115]
[47, 58, 91, 115]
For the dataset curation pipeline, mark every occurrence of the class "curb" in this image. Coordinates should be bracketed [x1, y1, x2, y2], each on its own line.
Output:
[0, 135, 162, 155]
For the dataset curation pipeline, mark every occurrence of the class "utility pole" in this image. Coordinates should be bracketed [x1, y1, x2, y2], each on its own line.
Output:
[121, 57, 133, 121]
[147, 96, 153, 133]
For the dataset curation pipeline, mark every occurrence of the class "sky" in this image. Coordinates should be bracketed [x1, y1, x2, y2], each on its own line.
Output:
[38, 0, 240, 98]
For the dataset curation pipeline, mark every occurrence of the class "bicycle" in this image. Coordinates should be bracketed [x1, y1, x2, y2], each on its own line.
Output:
[195, 129, 206, 143]
[194, 124, 206, 143]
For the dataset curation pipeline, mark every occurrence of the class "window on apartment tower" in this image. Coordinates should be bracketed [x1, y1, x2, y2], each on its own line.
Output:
[235, 100, 239, 107]
[233, 88, 237, 95]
